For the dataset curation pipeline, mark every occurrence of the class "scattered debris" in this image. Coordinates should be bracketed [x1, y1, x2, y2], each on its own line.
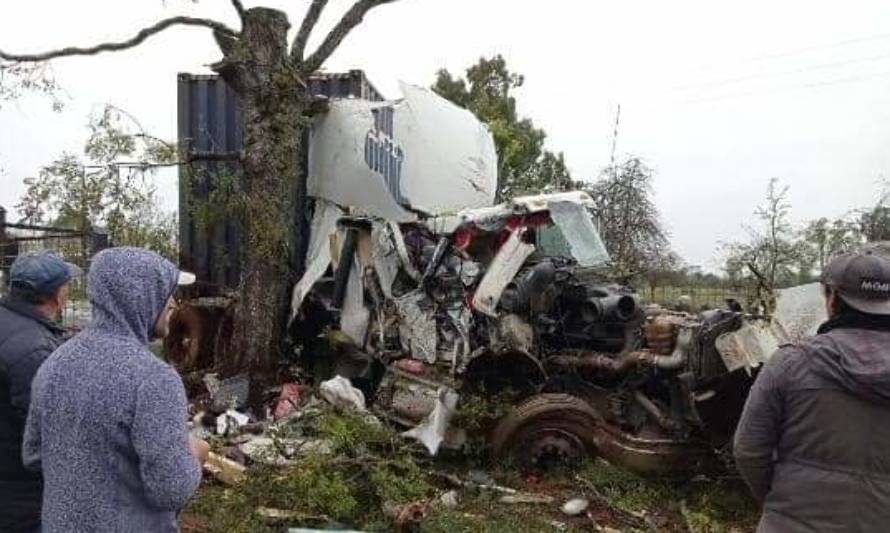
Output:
[274, 383, 305, 420]
[437, 490, 459, 509]
[401, 387, 459, 455]
[561, 497, 590, 516]
[320, 376, 366, 411]
[215, 409, 250, 436]
[500, 493, 555, 505]
[204, 451, 246, 485]
[256, 507, 298, 520]
[203, 373, 249, 412]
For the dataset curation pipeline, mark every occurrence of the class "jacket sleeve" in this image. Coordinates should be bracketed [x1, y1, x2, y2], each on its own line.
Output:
[733, 350, 787, 503]
[8, 343, 52, 422]
[21, 369, 45, 472]
[131, 365, 202, 511]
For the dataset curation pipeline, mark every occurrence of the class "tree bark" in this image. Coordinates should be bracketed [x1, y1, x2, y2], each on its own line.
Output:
[213, 8, 307, 374]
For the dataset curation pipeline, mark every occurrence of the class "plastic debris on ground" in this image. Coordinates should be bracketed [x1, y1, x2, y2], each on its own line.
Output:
[238, 436, 334, 466]
[319, 375, 367, 411]
[274, 383, 305, 420]
[401, 387, 459, 455]
[562, 497, 591, 516]
[215, 409, 250, 436]
[203, 373, 250, 412]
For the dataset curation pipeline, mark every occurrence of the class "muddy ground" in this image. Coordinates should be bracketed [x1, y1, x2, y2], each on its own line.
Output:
[181, 405, 759, 533]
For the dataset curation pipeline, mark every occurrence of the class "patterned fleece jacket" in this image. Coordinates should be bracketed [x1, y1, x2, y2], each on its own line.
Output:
[23, 247, 201, 533]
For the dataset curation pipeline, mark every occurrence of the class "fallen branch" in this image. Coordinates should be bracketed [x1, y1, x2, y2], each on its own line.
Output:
[0, 17, 236, 63]
[573, 474, 658, 533]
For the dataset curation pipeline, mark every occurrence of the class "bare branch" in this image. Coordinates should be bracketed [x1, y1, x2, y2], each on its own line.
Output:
[0, 17, 237, 63]
[291, 0, 329, 61]
[303, 0, 398, 72]
[231, 0, 246, 20]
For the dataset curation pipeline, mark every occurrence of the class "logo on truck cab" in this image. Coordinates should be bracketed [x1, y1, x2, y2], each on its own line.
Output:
[365, 106, 406, 205]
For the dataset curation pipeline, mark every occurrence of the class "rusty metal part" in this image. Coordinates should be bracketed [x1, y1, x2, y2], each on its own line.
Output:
[492, 392, 716, 476]
[632, 390, 675, 431]
[643, 316, 676, 354]
[549, 352, 634, 373]
[491, 393, 600, 470]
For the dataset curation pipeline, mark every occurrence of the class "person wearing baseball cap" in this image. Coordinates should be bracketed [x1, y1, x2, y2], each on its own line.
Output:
[0, 251, 81, 532]
[735, 249, 890, 532]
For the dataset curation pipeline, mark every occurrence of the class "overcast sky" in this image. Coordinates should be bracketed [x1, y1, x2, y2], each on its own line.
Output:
[1, 0, 888, 270]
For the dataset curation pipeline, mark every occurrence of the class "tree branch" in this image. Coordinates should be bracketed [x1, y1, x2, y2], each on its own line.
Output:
[302, 0, 398, 72]
[231, 0, 246, 20]
[0, 17, 237, 63]
[291, 0, 329, 61]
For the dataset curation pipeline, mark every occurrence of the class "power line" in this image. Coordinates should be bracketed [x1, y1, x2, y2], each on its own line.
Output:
[672, 50, 890, 92]
[678, 68, 890, 105]
[688, 31, 890, 73]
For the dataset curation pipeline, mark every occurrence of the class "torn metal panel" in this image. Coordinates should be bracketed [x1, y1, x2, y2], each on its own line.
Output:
[289, 201, 343, 321]
[370, 223, 400, 299]
[307, 83, 496, 220]
[402, 387, 460, 456]
[341, 256, 370, 345]
[388, 221, 422, 281]
[548, 201, 610, 267]
[472, 230, 535, 317]
[773, 282, 827, 343]
[394, 291, 437, 363]
[715, 321, 780, 373]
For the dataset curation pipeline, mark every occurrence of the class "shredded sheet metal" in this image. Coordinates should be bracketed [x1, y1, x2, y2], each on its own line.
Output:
[716, 283, 828, 372]
[773, 282, 827, 343]
[370, 223, 400, 299]
[472, 230, 535, 317]
[394, 291, 438, 363]
[341, 256, 370, 345]
[319, 375, 367, 411]
[715, 321, 780, 373]
[289, 201, 343, 321]
[402, 387, 460, 456]
[548, 201, 610, 267]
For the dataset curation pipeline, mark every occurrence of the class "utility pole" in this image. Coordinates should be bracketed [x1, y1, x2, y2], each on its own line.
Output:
[610, 103, 621, 167]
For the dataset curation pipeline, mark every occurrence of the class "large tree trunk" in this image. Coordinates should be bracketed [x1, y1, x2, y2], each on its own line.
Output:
[213, 8, 307, 375]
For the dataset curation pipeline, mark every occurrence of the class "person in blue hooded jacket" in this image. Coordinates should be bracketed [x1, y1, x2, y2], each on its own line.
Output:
[22, 247, 209, 532]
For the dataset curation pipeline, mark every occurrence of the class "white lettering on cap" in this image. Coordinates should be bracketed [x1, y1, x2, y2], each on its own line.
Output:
[861, 279, 890, 294]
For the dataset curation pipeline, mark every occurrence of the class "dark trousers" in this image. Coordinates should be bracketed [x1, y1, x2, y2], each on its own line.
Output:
[0, 479, 42, 533]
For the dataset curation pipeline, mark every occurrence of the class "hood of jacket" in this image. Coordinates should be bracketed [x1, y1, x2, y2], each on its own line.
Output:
[809, 324, 890, 405]
[88, 247, 179, 344]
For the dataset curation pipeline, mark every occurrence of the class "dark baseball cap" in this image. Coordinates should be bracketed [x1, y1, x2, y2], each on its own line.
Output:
[9, 251, 83, 296]
[821, 250, 890, 316]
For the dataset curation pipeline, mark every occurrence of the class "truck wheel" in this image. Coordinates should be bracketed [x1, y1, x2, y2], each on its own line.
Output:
[491, 393, 600, 471]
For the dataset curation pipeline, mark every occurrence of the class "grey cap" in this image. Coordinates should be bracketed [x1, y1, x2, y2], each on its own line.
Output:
[821, 250, 890, 316]
[9, 251, 83, 296]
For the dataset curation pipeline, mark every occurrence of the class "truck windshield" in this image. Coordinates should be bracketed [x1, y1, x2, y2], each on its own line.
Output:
[535, 201, 610, 267]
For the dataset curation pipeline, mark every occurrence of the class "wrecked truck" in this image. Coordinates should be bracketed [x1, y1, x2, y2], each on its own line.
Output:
[288, 189, 806, 476]
[171, 69, 824, 477]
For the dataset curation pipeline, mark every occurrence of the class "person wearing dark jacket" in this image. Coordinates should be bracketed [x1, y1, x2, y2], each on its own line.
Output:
[0, 251, 80, 533]
[734, 249, 890, 532]
[22, 247, 209, 533]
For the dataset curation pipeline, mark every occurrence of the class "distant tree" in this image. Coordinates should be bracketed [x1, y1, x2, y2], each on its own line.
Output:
[433, 55, 569, 199]
[800, 217, 862, 275]
[584, 157, 671, 282]
[723, 178, 805, 313]
[859, 187, 890, 242]
[17, 105, 178, 260]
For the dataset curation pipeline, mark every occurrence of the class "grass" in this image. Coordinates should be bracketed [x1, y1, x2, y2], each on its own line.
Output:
[184, 406, 759, 532]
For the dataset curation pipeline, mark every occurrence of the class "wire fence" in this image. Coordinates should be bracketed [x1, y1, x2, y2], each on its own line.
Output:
[0, 207, 109, 330]
[641, 285, 755, 311]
